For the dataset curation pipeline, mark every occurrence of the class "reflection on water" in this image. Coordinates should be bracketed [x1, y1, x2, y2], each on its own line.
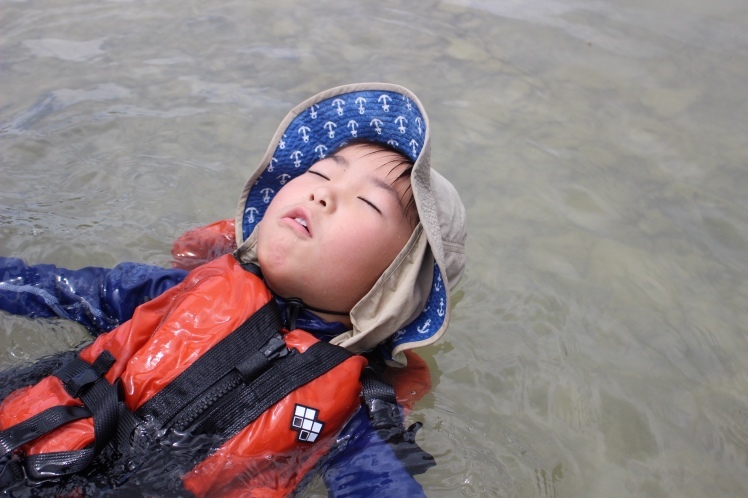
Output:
[2, 0, 748, 496]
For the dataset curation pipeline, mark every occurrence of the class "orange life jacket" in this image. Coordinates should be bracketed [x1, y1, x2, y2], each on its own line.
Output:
[168, 218, 433, 414]
[0, 254, 367, 496]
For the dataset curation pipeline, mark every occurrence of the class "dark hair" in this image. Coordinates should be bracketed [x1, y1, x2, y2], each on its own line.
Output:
[337, 138, 419, 228]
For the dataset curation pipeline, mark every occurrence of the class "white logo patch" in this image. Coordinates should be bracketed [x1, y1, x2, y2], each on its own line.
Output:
[291, 404, 325, 443]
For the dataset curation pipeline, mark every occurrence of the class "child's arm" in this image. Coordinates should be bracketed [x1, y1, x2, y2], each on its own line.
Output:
[321, 408, 429, 497]
[0, 219, 234, 331]
[0, 257, 187, 334]
[320, 352, 433, 497]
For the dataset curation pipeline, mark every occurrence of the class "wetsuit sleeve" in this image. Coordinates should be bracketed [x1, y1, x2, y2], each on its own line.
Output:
[322, 409, 428, 498]
[320, 351, 434, 497]
[0, 257, 187, 335]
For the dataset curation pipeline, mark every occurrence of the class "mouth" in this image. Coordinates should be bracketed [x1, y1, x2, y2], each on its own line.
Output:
[293, 216, 309, 232]
[282, 208, 312, 237]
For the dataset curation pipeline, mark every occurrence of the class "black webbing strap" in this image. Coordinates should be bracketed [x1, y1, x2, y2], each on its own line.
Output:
[0, 405, 91, 456]
[107, 340, 354, 495]
[136, 298, 283, 425]
[81, 377, 121, 455]
[25, 448, 97, 480]
[19, 351, 121, 481]
[54, 350, 116, 398]
[187, 340, 353, 442]
[52, 349, 120, 456]
[361, 367, 436, 476]
[362, 368, 398, 406]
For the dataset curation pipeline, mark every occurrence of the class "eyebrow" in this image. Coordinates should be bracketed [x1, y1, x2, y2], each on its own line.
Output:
[328, 152, 403, 208]
[330, 154, 349, 167]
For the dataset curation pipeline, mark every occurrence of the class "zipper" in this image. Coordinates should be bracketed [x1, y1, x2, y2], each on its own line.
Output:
[168, 334, 289, 433]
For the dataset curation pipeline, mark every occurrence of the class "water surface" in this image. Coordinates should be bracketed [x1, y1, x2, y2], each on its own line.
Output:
[2, 0, 747, 496]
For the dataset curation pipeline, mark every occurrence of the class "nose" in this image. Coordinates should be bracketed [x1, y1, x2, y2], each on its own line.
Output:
[309, 186, 334, 210]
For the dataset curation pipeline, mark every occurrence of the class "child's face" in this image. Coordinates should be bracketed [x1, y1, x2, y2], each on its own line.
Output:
[257, 143, 415, 322]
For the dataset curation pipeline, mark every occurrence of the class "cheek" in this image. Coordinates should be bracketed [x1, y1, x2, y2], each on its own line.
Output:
[333, 221, 407, 272]
[320, 228, 405, 303]
[256, 228, 304, 297]
[256, 222, 289, 272]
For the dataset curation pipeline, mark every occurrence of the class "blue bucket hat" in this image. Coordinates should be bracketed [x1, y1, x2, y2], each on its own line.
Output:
[235, 83, 466, 365]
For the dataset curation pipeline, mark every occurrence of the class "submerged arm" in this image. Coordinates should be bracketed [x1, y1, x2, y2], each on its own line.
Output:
[0, 257, 187, 334]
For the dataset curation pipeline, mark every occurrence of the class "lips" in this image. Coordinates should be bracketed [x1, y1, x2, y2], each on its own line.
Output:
[281, 207, 312, 237]
[294, 217, 308, 230]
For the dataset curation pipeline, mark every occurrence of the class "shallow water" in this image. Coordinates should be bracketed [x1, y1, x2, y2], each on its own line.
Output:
[2, 0, 748, 496]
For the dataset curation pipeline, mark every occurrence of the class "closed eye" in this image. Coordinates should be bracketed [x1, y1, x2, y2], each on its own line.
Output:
[308, 170, 330, 180]
[358, 197, 382, 214]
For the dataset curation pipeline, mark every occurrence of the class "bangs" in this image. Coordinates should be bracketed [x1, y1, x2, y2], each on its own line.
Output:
[337, 139, 419, 228]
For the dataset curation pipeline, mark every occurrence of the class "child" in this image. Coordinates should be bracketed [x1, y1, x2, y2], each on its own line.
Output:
[0, 83, 466, 496]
